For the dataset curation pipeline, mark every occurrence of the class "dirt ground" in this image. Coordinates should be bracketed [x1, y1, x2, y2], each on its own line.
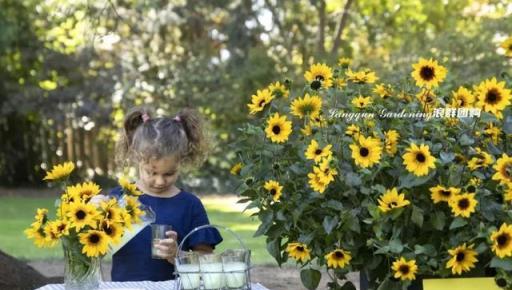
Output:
[28, 260, 360, 290]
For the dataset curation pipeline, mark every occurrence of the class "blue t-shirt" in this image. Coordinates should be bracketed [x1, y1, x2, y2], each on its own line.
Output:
[110, 187, 223, 282]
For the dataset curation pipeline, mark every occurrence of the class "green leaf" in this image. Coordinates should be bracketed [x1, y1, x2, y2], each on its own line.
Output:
[414, 244, 436, 256]
[504, 116, 512, 134]
[439, 151, 455, 164]
[254, 211, 274, 237]
[449, 217, 467, 230]
[398, 172, 435, 189]
[431, 211, 446, 230]
[324, 200, 344, 210]
[459, 134, 474, 146]
[389, 239, 404, 253]
[377, 278, 402, 290]
[300, 268, 321, 290]
[411, 205, 424, 227]
[266, 238, 282, 265]
[490, 257, 512, 271]
[323, 216, 339, 234]
[345, 172, 362, 187]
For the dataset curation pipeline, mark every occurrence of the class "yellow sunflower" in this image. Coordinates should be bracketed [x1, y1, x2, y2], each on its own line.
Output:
[484, 122, 501, 144]
[338, 57, 352, 68]
[446, 243, 478, 275]
[504, 186, 512, 202]
[119, 177, 142, 196]
[304, 63, 333, 90]
[268, 81, 289, 98]
[474, 78, 511, 119]
[492, 154, 512, 186]
[351, 96, 373, 109]
[301, 124, 313, 136]
[500, 36, 512, 57]
[313, 157, 337, 185]
[377, 188, 410, 213]
[305, 140, 333, 163]
[286, 242, 311, 263]
[124, 195, 144, 224]
[100, 220, 123, 245]
[416, 89, 437, 111]
[467, 148, 494, 171]
[100, 199, 123, 224]
[43, 161, 75, 181]
[25, 225, 51, 248]
[392, 257, 418, 281]
[373, 84, 393, 99]
[67, 202, 99, 231]
[411, 58, 447, 88]
[325, 249, 352, 269]
[230, 162, 243, 175]
[308, 171, 328, 193]
[402, 143, 436, 176]
[42, 223, 60, 247]
[448, 193, 477, 218]
[264, 180, 283, 202]
[384, 130, 400, 155]
[335, 78, 347, 89]
[30, 208, 49, 228]
[264, 113, 293, 143]
[349, 136, 382, 168]
[450, 87, 475, 108]
[491, 223, 512, 258]
[346, 69, 378, 84]
[429, 185, 460, 204]
[247, 89, 274, 115]
[46, 219, 70, 239]
[345, 124, 361, 139]
[79, 230, 110, 257]
[290, 94, 322, 119]
[310, 114, 327, 128]
[67, 181, 101, 202]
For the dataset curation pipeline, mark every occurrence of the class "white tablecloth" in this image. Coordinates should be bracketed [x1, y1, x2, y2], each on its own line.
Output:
[36, 281, 270, 290]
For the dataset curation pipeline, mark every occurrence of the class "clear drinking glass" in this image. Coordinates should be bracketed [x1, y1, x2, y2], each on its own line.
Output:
[176, 252, 201, 290]
[199, 253, 225, 290]
[222, 249, 249, 289]
[151, 224, 173, 259]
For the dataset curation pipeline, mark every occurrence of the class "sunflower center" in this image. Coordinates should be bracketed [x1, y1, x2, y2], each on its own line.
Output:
[415, 153, 426, 163]
[272, 125, 281, 134]
[258, 100, 266, 107]
[441, 190, 451, 197]
[296, 246, 304, 252]
[458, 198, 470, 210]
[104, 226, 113, 236]
[315, 149, 322, 155]
[270, 189, 277, 195]
[273, 90, 283, 98]
[75, 210, 86, 220]
[390, 202, 398, 207]
[360, 147, 369, 157]
[334, 251, 344, 259]
[485, 89, 501, 104]
[57, 224, 66, 232]
[399, 265, 410, 275]
[498, 234, 510, 247]
[456, 252, 465, 262]
[420, 66, 435, 81]
[467, 185, 476, 193]
[88, 233, 100, 244]
[311, 80, 322, 90]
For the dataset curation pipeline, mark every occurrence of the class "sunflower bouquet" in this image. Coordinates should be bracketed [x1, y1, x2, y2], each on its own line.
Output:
[232, 38, 512, 290]
[25, 161, 147, 289]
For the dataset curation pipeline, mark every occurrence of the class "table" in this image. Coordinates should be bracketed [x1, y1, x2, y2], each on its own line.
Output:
[37, 281, 270, 290]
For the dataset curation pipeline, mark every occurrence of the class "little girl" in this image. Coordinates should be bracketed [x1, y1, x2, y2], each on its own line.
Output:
[109, 106, 222, 282]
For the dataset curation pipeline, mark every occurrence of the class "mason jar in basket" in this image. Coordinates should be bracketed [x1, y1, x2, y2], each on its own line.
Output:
[174, 224, 252, 290]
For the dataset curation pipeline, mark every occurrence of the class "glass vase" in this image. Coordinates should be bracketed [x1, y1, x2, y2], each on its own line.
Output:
[62, 240, 102, 290]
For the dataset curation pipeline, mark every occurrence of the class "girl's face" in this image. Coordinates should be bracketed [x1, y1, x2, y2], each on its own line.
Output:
[139, 155, 180, 194]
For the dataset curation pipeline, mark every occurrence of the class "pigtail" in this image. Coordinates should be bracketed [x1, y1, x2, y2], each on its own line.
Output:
[176, 108, 210, 167]
[115, 106, 152, 167]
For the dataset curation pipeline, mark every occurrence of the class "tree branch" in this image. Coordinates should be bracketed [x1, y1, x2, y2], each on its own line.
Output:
[331, 0, 355, 55]
[317, 0, 326, 55]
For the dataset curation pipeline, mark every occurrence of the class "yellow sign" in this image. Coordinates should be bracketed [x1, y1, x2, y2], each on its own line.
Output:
[423, 277, 500, 290]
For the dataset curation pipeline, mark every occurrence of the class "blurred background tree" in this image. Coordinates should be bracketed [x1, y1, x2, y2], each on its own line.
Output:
[0, 0, 510, 191]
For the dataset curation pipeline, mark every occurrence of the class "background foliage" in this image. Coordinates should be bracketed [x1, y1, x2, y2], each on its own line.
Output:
[0, 0, 511, 191]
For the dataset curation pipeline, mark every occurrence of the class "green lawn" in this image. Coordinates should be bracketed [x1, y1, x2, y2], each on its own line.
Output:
[0, 195, 276, 265]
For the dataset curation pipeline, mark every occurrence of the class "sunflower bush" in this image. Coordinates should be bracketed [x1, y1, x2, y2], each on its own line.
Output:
[232, 38, 512, 290]
[25, 161, 147, 287]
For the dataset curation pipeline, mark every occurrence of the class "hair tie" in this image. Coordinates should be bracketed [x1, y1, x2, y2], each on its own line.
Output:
[141, 113, 150, 123]
[173, 116, 181, 122]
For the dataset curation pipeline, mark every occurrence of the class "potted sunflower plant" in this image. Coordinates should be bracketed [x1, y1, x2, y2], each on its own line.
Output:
[25, 161, 149, 290]
[231, 36, 512, 290]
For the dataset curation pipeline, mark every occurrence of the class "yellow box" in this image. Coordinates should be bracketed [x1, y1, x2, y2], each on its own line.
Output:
[423, 277, 500, 290]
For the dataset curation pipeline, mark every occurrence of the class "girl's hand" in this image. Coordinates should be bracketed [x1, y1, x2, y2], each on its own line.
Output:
[155, 230, 178, 264]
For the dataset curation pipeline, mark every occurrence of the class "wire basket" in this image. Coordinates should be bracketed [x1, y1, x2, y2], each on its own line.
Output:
[174, 224, 252, 290]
